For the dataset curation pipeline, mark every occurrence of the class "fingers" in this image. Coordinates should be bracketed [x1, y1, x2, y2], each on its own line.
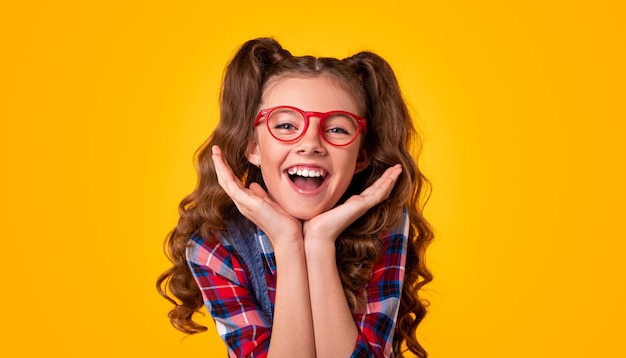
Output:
[304, 164, 403, 240]
[212, 145, 233, 186]
[212, 145, 304, 244]
[212, 145, 257, 208]
[349, 164, 402, 212]
[358, 164, 402, 204]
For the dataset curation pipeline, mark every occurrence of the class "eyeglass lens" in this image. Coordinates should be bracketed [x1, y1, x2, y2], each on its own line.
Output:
[267, 108, 359, 145]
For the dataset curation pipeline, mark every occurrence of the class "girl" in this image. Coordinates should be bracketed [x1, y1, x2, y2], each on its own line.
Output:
[157, 38, 433, 358]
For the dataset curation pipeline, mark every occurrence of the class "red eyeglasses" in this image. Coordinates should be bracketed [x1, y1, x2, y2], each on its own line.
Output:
[253, 105, 367, 146]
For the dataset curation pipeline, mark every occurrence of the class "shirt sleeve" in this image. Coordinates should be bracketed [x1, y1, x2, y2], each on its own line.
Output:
[350, 210, 410, 358]
[186, 235, 271, 358]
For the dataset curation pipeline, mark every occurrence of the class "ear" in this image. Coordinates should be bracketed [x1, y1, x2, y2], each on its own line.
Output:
[354, 146, 369, 173]
[245, 138, 261, 167]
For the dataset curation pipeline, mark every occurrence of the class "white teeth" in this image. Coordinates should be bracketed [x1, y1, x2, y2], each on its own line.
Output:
[288, 167, 325, 178]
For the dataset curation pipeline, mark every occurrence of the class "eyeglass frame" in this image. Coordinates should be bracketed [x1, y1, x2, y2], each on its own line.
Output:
[253, 105, 367, 147]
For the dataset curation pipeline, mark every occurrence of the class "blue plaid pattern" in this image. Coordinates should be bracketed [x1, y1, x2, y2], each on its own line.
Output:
[187, 210, 409, 357]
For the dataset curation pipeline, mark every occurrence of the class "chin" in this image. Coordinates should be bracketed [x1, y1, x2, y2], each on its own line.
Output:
[285, 206, 328, 221]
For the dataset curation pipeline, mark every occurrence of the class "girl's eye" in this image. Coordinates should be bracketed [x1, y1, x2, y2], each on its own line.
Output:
[268, 109, 303, 134]
[273, 122, 298, 131]
[323, 114, 357, 138]
[325, 126, 350, 135]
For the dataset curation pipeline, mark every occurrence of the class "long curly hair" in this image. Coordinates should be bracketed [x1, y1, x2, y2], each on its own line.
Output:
[156, 37, 434, 357]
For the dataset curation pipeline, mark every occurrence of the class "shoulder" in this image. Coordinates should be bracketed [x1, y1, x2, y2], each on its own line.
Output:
[187, 233, 230, 264]
[378, 207, 410, 251]
[186, 232, 241, 283]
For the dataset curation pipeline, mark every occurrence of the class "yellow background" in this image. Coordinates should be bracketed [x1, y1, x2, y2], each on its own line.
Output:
[1, 0, 624, 357]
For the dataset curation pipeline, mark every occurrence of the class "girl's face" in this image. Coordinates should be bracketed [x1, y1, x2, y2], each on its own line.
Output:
[247, 75, 368, 221]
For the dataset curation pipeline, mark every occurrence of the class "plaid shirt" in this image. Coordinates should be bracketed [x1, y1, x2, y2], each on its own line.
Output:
[187, 211, 409, 358]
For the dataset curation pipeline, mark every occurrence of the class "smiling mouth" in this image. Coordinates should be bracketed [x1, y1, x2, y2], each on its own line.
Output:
[287, 166, 327, 191]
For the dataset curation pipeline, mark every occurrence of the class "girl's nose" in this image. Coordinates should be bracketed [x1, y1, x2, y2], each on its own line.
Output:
[294, 118, 326, 155]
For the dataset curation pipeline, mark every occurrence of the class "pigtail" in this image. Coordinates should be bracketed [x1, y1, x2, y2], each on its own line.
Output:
[344, 52, 415, 183]
[344, 53, 434, 358]
[195, 38, 292, 234]
[220, 38, 292, 133]
[156, 38, 292, 335]
[210, 38, 292, 190]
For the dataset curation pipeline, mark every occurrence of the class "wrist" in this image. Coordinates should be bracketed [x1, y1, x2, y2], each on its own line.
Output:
[304, 238, 336, 261]
[273, 237, 305, 256]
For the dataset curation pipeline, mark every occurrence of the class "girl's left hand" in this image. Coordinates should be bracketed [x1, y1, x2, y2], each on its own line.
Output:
[303, 164, 403, 242]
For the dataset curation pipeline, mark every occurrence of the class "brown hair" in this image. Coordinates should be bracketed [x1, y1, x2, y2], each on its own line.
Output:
[156, 37, 434, 357]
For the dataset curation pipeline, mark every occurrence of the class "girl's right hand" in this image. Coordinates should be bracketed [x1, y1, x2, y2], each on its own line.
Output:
[211, 145, 303, 245]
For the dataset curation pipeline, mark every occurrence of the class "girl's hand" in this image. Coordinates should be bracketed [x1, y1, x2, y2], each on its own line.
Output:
[212, 145, 303, 245]
[303, 164, 403, 242]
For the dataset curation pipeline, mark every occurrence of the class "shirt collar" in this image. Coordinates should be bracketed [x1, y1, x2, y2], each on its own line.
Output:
[256, 228, 277, 275]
